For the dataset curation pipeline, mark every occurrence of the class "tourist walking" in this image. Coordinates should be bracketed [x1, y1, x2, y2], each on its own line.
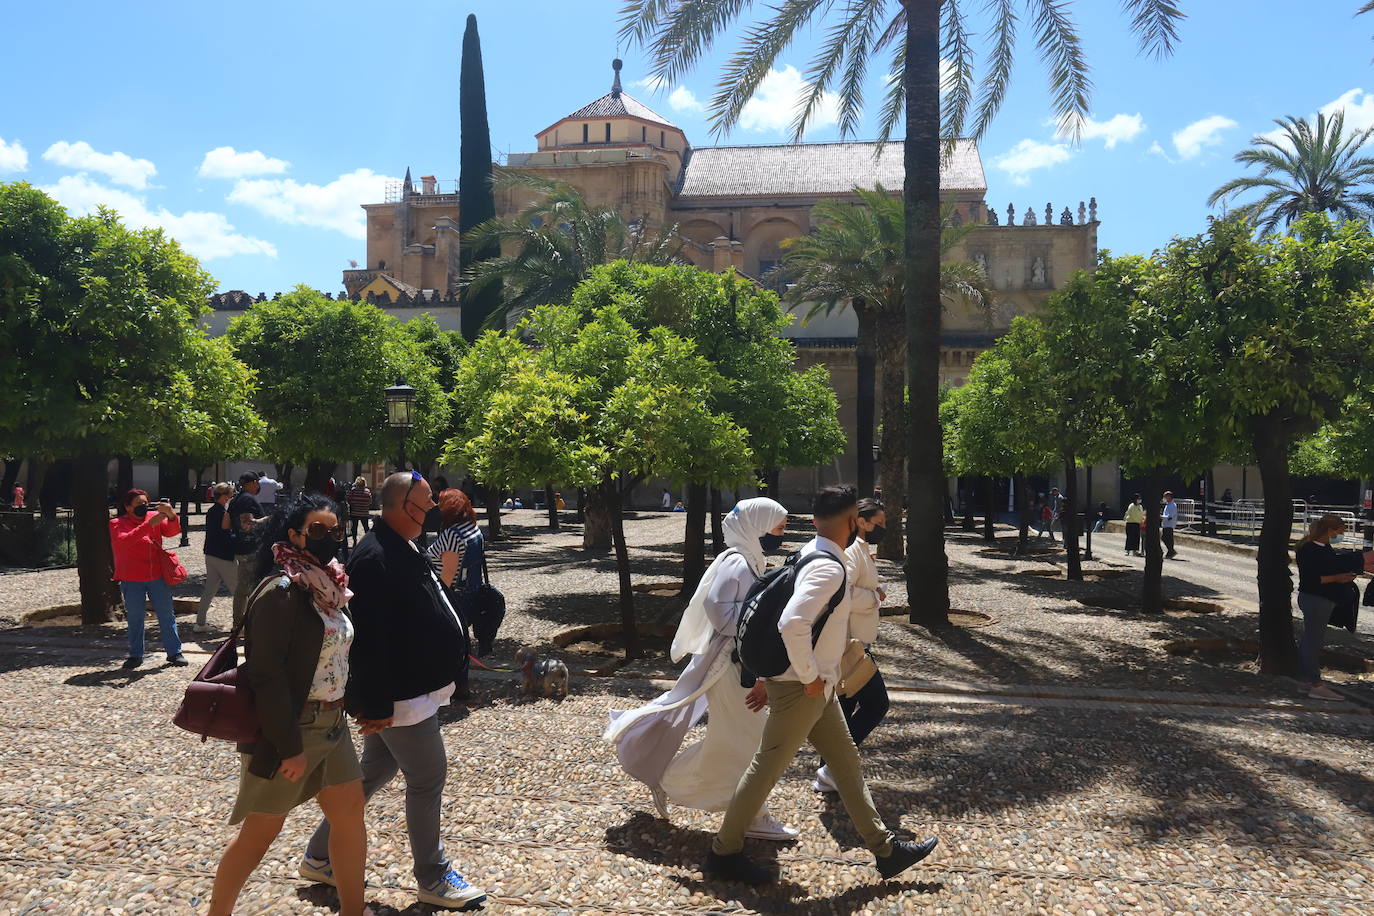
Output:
[1294, 514, 1367, 701]
[1123, 494, 1144, 555]
[302, 472, 486, 910]
[1161, 491, 1178, 558]
[346, 477, 374, 543]
[10, 484, 23, 509]
[605, 497, 798, 841]
[255, 472, 283, 506]
[196, 482, 238, 633]
[814, 496, 890, 794]
[1092, 502, 1110, 533]
[110, 489, 186, 669]
[704, 485, 937, 886]
[661, 488, 672, 509]
[426, 488, 481, 696]
[1047, 487, 1064, 541]
[230, 473, 270, 629]
[207, 493, 372, 916]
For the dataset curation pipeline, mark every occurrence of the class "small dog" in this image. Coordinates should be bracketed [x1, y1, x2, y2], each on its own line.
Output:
[515, 647, 570, 699]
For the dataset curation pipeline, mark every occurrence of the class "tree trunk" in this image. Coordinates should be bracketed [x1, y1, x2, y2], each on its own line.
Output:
[575, 487, 586, 524]
[27, 458, 48, 515]
[304, 460, 337, 494]
[545, 482, 559, 531]
[606, 473, 641, 660]
[709, 487, 725, 554]
[73, 452, 116, 624]
[902, 2, 949, 627]
[875, 310, 907, 560]
[854, 303, 877, 499]
[0, 458, 20, 503]
[1254, 418, 1301, 675]
[116, 456, 133, 496]
[961, 483, 976, 530]
[1014, 471, 1030, 555]
[1062, 456, 1082, 581]
[982, 476, 996, 542]
[582, 483, 611, 551]
[680, 482, 708, 596]
[1141, 469, 1166, 613]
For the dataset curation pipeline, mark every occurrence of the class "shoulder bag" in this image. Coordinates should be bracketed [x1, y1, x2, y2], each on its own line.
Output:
[837, 638, 878, 698]
[171, 577, 273, 743]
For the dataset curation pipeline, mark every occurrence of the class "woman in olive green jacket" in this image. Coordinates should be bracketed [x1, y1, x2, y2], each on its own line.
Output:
[207, 493, 374, 916]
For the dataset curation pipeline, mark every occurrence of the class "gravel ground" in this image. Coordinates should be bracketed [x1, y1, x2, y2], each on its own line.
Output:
[2, 511, 1373, 913]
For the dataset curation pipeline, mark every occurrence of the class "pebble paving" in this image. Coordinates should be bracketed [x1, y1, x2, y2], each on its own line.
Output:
[1, 513, 1372, 913]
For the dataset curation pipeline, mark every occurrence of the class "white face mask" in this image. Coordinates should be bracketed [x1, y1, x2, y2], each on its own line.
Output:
[1331, 533, 1345, 544]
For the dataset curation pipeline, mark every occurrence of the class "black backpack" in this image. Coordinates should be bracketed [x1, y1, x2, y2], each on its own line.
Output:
[455, 535, 505, 657]
[736, 550, 846, 679]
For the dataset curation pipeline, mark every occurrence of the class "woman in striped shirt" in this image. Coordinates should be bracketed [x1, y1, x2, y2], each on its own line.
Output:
[345, 477, 373, 543]
[426, 488, 480, 587]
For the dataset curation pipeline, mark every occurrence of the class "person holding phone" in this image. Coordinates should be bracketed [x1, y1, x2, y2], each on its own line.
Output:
[110, 488, 185, 669]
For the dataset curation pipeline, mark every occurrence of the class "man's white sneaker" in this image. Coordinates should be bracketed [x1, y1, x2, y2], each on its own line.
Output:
[744, 811, 799, 841]
[298, 854, 335, 887]
[812, 764, 838, 793]
[418, 868, 488, 909]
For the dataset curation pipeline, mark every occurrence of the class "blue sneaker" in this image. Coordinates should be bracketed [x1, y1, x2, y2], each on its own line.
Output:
[298, 854, 335, 887]
[418, 868, 487, 909]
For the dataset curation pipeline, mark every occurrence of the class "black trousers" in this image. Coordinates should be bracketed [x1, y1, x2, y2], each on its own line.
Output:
[1124, 522, 1141, 552]
[838, 667, 889, 747]
[1162, 527, 1176, 556]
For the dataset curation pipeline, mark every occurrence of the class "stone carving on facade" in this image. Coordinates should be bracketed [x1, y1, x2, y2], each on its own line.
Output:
[1031, 256, 1047, 287]
[1060, 207, 1073, 225]
[1078, 201, 1087, 225]
[1045, 203, 1053, 225]
[1089, 197, 1098, 222]
[987, 206, 999, 226]
[1023, 206, 1036, 226]
[973, 252, 988, 275]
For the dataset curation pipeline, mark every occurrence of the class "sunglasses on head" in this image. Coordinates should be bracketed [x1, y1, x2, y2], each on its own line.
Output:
[404, 470, 435, 507]
[299, 522, 347, 542]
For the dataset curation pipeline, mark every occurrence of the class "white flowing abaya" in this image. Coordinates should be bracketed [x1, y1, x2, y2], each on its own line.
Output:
[604, 498, 787, 811]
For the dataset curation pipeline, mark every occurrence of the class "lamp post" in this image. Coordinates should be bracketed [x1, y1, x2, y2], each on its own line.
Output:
[385, 379, 416, 471]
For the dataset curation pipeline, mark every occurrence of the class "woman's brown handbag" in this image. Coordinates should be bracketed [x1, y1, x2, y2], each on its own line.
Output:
[172, 581, 266, 743]
[837, 638, 878, 698]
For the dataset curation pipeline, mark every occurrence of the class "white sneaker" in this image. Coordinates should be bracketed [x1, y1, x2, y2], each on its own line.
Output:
[744, 811, 799, 841]
[812, 764, 838, 793]
[418, 868, 487, 909]
[298, 854, 335, 887]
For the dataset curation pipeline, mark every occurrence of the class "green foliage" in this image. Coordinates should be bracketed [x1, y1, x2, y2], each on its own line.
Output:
[0, 182, 261, 462]
[226, 287, 447, 465]
[459, 13, 501, 339]
[443, 303, 754, 491]
[1208, 112, 1374, 236]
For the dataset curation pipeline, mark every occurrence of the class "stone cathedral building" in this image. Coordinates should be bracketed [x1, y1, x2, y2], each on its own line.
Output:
[331, 60, 1100, 501]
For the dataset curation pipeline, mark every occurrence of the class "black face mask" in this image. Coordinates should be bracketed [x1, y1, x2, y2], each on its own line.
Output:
[133, 504, 151, 517]
[864, 524, 886, 545]
[304, 536, 340, 566]
[759, 532, 784, 552]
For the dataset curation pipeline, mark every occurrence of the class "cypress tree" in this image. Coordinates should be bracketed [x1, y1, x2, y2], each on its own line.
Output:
[459, 12, 499, 341]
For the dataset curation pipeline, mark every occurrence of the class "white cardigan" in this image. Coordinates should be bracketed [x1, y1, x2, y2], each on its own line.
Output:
[844, 537, 882, 645]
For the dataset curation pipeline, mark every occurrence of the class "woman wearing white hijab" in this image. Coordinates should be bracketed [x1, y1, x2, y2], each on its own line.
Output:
[604, 497, 796, 840]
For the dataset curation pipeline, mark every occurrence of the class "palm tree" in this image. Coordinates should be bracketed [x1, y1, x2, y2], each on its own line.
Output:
[780, 186, 992, 562]
[1207, 112, 1374, 235]
[463, 171, 685, 326]
[620, 0, 1184, 626]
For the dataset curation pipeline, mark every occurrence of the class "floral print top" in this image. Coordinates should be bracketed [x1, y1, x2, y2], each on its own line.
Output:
[307, 604, 354, 702]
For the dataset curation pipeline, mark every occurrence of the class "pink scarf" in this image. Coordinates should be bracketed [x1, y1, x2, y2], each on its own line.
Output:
[271, 542, 353, 612]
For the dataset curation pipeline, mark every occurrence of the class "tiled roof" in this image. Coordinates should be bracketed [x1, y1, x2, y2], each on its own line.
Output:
[674, 139, 984, 199]
[563, 91, 678, 130]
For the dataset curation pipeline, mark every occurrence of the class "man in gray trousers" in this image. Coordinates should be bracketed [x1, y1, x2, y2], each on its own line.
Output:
[299, 471, 486, 910]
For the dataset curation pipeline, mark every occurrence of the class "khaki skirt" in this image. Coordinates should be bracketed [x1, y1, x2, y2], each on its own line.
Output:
[230, 704, 361, 824]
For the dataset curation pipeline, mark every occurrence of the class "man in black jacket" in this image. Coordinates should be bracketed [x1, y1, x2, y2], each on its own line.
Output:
[301, 471, 486, 910]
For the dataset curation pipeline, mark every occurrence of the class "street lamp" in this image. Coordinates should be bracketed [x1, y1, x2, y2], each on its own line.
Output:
[385, 378, 416, 470]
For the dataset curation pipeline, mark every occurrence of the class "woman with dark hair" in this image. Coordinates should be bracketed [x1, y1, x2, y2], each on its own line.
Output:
[109, 488, 185, 669]
[815, 496, 891, 793]
[207, 493, 373, 916]
[1294, 514, 1369, 701]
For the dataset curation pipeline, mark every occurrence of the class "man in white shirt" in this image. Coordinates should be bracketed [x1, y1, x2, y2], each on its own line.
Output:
[705, 485, 938, 886]
[254, 472, 283, 505]
[1161, 491, 1179, 559]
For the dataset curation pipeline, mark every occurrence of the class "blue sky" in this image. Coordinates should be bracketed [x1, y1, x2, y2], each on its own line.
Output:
[4, 0, 1373, 295]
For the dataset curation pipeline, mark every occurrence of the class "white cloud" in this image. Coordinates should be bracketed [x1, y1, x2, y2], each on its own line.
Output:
[668, 85, 704, 113]
[738, 65, 840, 134]
[634, 75, 669, 93]
[1319, 88, 1374, 131]
[1171, 115, 1238, 160]
[0, 137, 28, 173]
[1056, 112, 1146, 149]
[227, 168, 392, 239]
[992, 139, 1073, 185]
[42, 140, 156, 189]
[1147, 141, 1175, 163]
[42, 173, 276, 260]
[198, 146, 291, 179]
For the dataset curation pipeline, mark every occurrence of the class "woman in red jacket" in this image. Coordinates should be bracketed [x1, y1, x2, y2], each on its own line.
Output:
[110, 488, 185, 669]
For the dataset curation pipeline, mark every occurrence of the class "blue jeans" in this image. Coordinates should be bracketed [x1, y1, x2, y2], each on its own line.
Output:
[120, 578, 183, 660]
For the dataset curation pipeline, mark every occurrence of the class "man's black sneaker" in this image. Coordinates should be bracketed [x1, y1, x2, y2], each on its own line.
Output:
[121, 657, 143, 670]
[167, 654, 189, 667]
[875, 837, 939, 880]
[704, 851, 775, 885]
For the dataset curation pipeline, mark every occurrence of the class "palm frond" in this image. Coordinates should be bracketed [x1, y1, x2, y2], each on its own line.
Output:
[1030, 0, 1093, 141]
[941, 0, 976, 139]
[873, 35, 906, 148]
[637, 0, 754, 84]
[708, 0, 828, 137]
[971, 0, 1017, 140]
[1120, 0, 1185, 59]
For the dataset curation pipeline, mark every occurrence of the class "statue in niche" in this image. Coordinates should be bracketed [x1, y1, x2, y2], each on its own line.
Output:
[973, 252, 988, 274]
[1031, 256, 1047, 287]
[1023, 206, 1036, 226]
[1007, 203, 1016, 225]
